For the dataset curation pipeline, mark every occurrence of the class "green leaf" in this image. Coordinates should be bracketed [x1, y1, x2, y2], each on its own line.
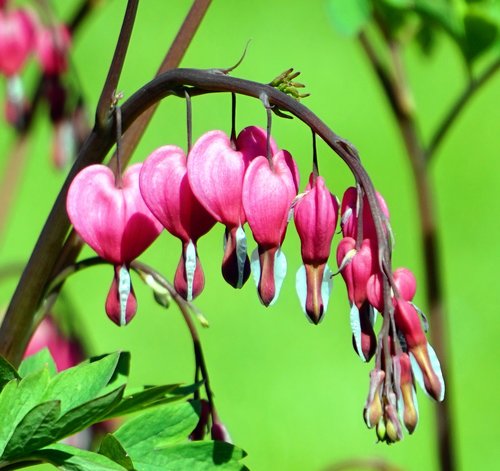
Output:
[42, 352, 121, 414]
[34, 443, 127, 471]
[19, 348, 57, 378]
[98, 434, 134, 471]
[327, 0, 372, 36]
[114, 401, 200, 455]
[52, 385, 125, 440]
[463, 5, 500, 61]
[0, 356, 20, 390]
[2, 400, 61, 459]
[126, 440, 248, 471]
[105, 384, 181, 418]
[0, 368, 50, 456]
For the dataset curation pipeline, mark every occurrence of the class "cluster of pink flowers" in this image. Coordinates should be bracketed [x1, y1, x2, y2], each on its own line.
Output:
[66, 124, 444, 442]
[336, 187, 444, 441]
[0, 1, 84, 167]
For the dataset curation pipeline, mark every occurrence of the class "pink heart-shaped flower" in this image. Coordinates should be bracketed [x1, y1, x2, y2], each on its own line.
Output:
[67, 163, 163, 265]
[140, 145, 216, 301]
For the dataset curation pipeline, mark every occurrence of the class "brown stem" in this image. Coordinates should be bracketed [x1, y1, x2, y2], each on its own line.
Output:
[426, 56, 500, 162]
[359, 30, 455, 471]
[130, 261, 215, 407]
[95, 0, 138, 128]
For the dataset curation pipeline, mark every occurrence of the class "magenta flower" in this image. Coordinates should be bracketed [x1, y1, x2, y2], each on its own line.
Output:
[187, 127, 277, 289]
[0, 8, 35, 77]
[293, 174, 338, 324]
[140, 145, 216, 301]
[24, 314, 84, 372]
[367, 268, 444, 402]
[340, 186, 390, 241]
[36, 23, 71, 75]
[242, 149, 299, 306]
[337, 237, 377, 361]
[66, 163, 163, 325]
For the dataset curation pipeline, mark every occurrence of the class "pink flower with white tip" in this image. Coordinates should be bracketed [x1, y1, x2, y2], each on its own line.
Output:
[187, 126, 278, 289]
[140, 145, 216, 301]
[337, 237, 377, 361]
[242, 148, 299, 306]
[367, 267, 445, 402]
[66, 163, 163, 325]
[294, 173, 338, 324]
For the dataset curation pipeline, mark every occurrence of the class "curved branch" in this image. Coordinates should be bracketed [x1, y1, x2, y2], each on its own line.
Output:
[0, 68, 390, 365]
[426, 56, 500, 161]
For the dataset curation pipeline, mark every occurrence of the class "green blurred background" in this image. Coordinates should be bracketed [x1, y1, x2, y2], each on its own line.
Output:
[1, 1, 499, 470]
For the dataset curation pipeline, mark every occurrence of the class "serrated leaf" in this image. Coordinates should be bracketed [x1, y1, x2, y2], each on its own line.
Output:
[34, 443, 126, 471]
[3, 400, 61, 459]
[0, 355, 20, 390]
[42, 352, 121, 415]
[19, 348, 57, 378]
[52, 385, 125, 442]
[0, 368, 50, 456]
[327, 0, 372, 36]
[98, 434, 134, 471]
[129, 440, 248, 471]
[114, 401, 200, 456]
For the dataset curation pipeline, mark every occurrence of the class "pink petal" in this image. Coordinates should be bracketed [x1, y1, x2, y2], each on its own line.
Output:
[235, 125, 278, 162]
[242, 151, 298, 247]
[187, 131, 246, 227]
[67, 163, 163, 264]
[140, 145, 215, 243]
[294, 174, 338, 264]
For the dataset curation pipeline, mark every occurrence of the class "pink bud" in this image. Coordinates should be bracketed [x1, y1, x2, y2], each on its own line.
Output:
[393, 267, 416, 302]
[393, 353, 419, 434]
[24, 314, 84, 372]
[294, 174, 338, 323]
[394, 300, 444, 402]
[235, 125, 279, 162]
[140, 146, 216, 301]
[340, 186, 389, 241]
[337, 237, 374, 308]
[36, 24, 71, 75]
[0, 9, 36, 77]
[242, 150, 299, 306]
[67, 163, 163, 265]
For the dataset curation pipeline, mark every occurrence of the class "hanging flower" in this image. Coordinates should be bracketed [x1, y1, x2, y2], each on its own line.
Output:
[140, 145, 216, 301]
[66, 163, 163, 325]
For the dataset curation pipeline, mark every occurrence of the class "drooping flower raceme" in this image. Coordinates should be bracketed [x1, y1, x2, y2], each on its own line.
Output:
[242, 148, 299, 306]
[67, 163, 163, 325]
[294, 173, 338, 324]
[140, 145, 216, 301]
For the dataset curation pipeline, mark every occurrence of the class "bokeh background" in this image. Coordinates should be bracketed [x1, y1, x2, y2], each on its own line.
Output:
[1, 1, 499, 470]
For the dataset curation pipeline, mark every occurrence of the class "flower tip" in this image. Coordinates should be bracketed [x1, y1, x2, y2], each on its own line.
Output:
[105, 266, 137, 326]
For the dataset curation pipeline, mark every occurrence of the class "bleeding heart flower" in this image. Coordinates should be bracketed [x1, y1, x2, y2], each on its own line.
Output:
[340, 186, 390, 241]
[36, 23, 71, 75]
[393, 352, 419, 434]
[0, 8, 36, 77]
[187, 127, 278, 289]
[24, 314, 84, 372]
[294, 174, 338, 324]
[140, 145, 216, 301]
[242, 149, 299, 306]
[67, 163, 163, 325]
[337, 237, 377, 361]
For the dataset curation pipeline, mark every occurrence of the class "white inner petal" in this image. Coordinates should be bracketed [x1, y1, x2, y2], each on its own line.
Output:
[235, 225, 248, 289]
[185, 240, 197, 302]
[118, 265, 131, 327]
